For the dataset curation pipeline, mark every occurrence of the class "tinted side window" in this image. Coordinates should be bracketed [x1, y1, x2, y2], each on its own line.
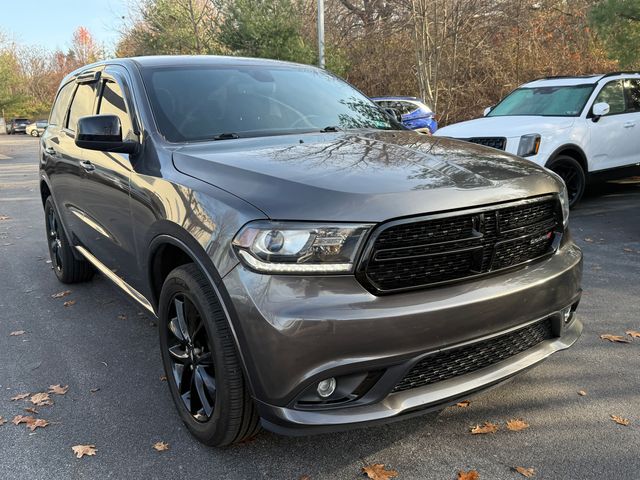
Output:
[624, 79, 640, 113]
[98, 81, 133, 137]
[49, 82, 76, 126]
[595, 80, 625, 115]
[67, 83, 96, 132]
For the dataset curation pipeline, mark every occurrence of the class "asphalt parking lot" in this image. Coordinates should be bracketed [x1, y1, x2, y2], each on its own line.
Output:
[0, 133, 639, 479]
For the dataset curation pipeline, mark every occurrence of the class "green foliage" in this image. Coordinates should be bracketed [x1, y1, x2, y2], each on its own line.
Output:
[590, 0, 640, 68]
[0, 50, 26, 117]
[218, 0, 315, 64]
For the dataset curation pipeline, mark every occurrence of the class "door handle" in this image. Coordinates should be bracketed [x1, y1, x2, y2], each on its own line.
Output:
[44, 147, 56, 155]
[80, 160, 95, 172]
[624, 122, 636, 128]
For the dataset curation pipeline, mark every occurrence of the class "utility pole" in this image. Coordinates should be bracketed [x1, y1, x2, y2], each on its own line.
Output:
[317, 0, 325, 69]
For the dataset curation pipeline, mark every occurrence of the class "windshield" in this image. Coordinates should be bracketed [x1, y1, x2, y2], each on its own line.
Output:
[142, 65, 396, 142]
[488, 85, 595, 117]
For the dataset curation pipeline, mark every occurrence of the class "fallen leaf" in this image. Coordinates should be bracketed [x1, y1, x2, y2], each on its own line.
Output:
[623, 247, 634, 253]
[24, 407, 39, 414]
[458, 470, 480, 480]
[11, 393, 30, 401]
[12, 415, 33, 425]
[159, 375, 167, 382]
[48, 384, 69, 395]
[470, 422, 499, 434]
[514, 466, 535, 477]
[153, 441, 169, 452]
[30, 392, 53, 406]
[611, 415, 630, 426]
[361, 463, 398, 480]
[27, 418, 49, 431]
[63, 300, 76, 307]
[9, 330, 26, 336]
[117, 314, 127, 321]
[506, 419, 530, 431]
[600, 334, 631, 343]
[584, 237, 593, 243]
[299, 476, 311, 480]
[626, 330, 640, 339]
[89, 388, 100, 393]
[0, 215, 10, 221]
[0, 416, 6, 426]
[51, 290, 71, 298]
[72, 444, 97, 458]
[578, 390, 587, 396]
[456, 400, 471, 408]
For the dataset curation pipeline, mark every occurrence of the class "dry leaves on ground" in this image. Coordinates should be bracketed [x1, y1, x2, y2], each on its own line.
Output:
[72, 444, 97, 458]
[0, 215, 10, 221]
[63, 300, 76, 307]
[611, 415, 630, 426]
[153, 441, 169, 452]
[48, 384, 69, 395]
[470, 422, 499, 434]
[506, 419, 530, 432]
[89, 388, 100, 393]
[24, 407, 38, 414]
[456, 400, 471, 408]
[299, 476, 311, 480]
[361, 463, 398, 480]
[11, 393, 30, 401]
[584, 237, 594, 243]
[9, 330, 25, 336]
[623, 247, 635, 253]
[514, 466, 536, 477]
[626, 330, 640, 339]
[600, 334, 631, 343]
[51, 290, 71, 298]
[159, 375, 167, 382]
[458, 470, 480, 480]
[578, 390, 587, 396]
[11, 415, 48, 430]
[30, 392, 53, 406]
[0, 416, 6, 426]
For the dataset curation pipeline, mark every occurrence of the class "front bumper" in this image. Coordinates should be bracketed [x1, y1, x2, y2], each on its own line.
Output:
[222, 240, 583, 434]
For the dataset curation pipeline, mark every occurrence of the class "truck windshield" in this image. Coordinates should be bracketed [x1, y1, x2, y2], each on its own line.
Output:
[488, 84, 594, 117]
[142, 65, 396, 142]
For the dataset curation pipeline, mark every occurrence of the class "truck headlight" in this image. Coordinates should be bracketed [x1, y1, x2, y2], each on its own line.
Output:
[517, 134, 541, 157]
[232, 221, 373, 273]
[558, 182, 570, 227]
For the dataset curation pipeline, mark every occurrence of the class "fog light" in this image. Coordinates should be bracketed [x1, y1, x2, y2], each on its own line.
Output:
[561, 306, 572, 324]
[317, 377, 336, 398]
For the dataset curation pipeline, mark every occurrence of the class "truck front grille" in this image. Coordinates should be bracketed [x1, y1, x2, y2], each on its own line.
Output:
[359, 196, 562, 294]
[391, 318, 555, 393]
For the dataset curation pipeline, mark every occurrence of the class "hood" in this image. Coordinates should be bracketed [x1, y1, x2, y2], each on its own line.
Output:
[435, 115, 575, 139]
[173, 130, 561, 222]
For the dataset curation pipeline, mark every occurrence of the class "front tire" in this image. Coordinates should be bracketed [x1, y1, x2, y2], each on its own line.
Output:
[31, 130, 39, 137]
[547, 155, 586, 208]
[158, 264, 260, 446]
[44, 197, 94, 283]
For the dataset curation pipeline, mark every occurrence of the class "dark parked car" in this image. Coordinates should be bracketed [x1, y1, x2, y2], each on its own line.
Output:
[40, 56, 582, 447]
[6, 118, 30, 134]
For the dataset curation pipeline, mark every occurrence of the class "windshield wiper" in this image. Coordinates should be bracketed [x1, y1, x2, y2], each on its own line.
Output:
[212, 132, 240, 140]
[320, 125, 341, 133]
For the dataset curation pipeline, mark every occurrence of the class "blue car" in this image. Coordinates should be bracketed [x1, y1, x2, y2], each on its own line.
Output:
[372, 96, 438, 134]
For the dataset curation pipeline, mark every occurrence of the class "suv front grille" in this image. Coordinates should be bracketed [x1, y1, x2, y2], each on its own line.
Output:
[360, 196, 562, 293]
[464, 137, 507, 150]
[391, 318, 555, 393]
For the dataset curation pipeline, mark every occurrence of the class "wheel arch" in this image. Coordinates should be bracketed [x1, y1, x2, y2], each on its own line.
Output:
[546, 144, 588, 173]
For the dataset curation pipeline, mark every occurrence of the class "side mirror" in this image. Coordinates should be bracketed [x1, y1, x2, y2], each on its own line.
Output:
[483, 106, 493, 117]
[75, 115, 138, 154]
[384, 108, 402, 123]
[591, 102, 610, 122]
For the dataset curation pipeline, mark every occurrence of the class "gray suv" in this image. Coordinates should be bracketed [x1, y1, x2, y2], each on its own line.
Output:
[39, 56, 582, 446]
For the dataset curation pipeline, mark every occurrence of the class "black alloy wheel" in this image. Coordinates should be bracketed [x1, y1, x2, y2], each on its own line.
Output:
[548, 155, 586, 208]
[165, 293, 217, 421]
[46, 203, 64, 275]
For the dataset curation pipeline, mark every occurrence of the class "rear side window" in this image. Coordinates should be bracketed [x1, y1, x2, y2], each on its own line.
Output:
[49, 82, 76, 126]
[98, 81, 133, 138]
[594, 80, 625, 115]
[624, 79, 640, 113]
[67, 83, 97, 132]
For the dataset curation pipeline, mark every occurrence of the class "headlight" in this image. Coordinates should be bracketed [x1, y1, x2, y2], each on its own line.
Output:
[558, 181, 570, 227]
[232, 221, 373, 273]
[517, 134, 541, 157]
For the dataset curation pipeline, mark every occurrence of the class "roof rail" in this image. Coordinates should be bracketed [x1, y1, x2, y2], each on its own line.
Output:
[530, 74, 600, 81]
[598, 71, 640, 79]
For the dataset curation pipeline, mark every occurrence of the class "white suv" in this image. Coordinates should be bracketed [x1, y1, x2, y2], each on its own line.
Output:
[435, 72, 640, 206]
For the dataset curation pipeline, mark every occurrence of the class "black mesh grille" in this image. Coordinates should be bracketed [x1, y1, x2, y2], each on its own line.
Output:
[392, 318, 555, 393]
[361, 197, 562, 293]
[465, 137, 507, 150]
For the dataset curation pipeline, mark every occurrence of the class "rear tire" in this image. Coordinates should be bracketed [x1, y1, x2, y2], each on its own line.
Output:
[547, 155, 586, 208]
[44, 196, 94, 283]
[31, 130, 39, 137]
[158, 264, 260, 446]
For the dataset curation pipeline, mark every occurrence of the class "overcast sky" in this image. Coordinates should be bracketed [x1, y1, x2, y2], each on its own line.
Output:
[2, 0, 129, 53]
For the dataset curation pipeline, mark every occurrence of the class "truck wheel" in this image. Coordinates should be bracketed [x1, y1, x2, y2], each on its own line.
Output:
[158, 263, 260, 446]
[44, 197, 94, 283]
[547, 155, 585, 208]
